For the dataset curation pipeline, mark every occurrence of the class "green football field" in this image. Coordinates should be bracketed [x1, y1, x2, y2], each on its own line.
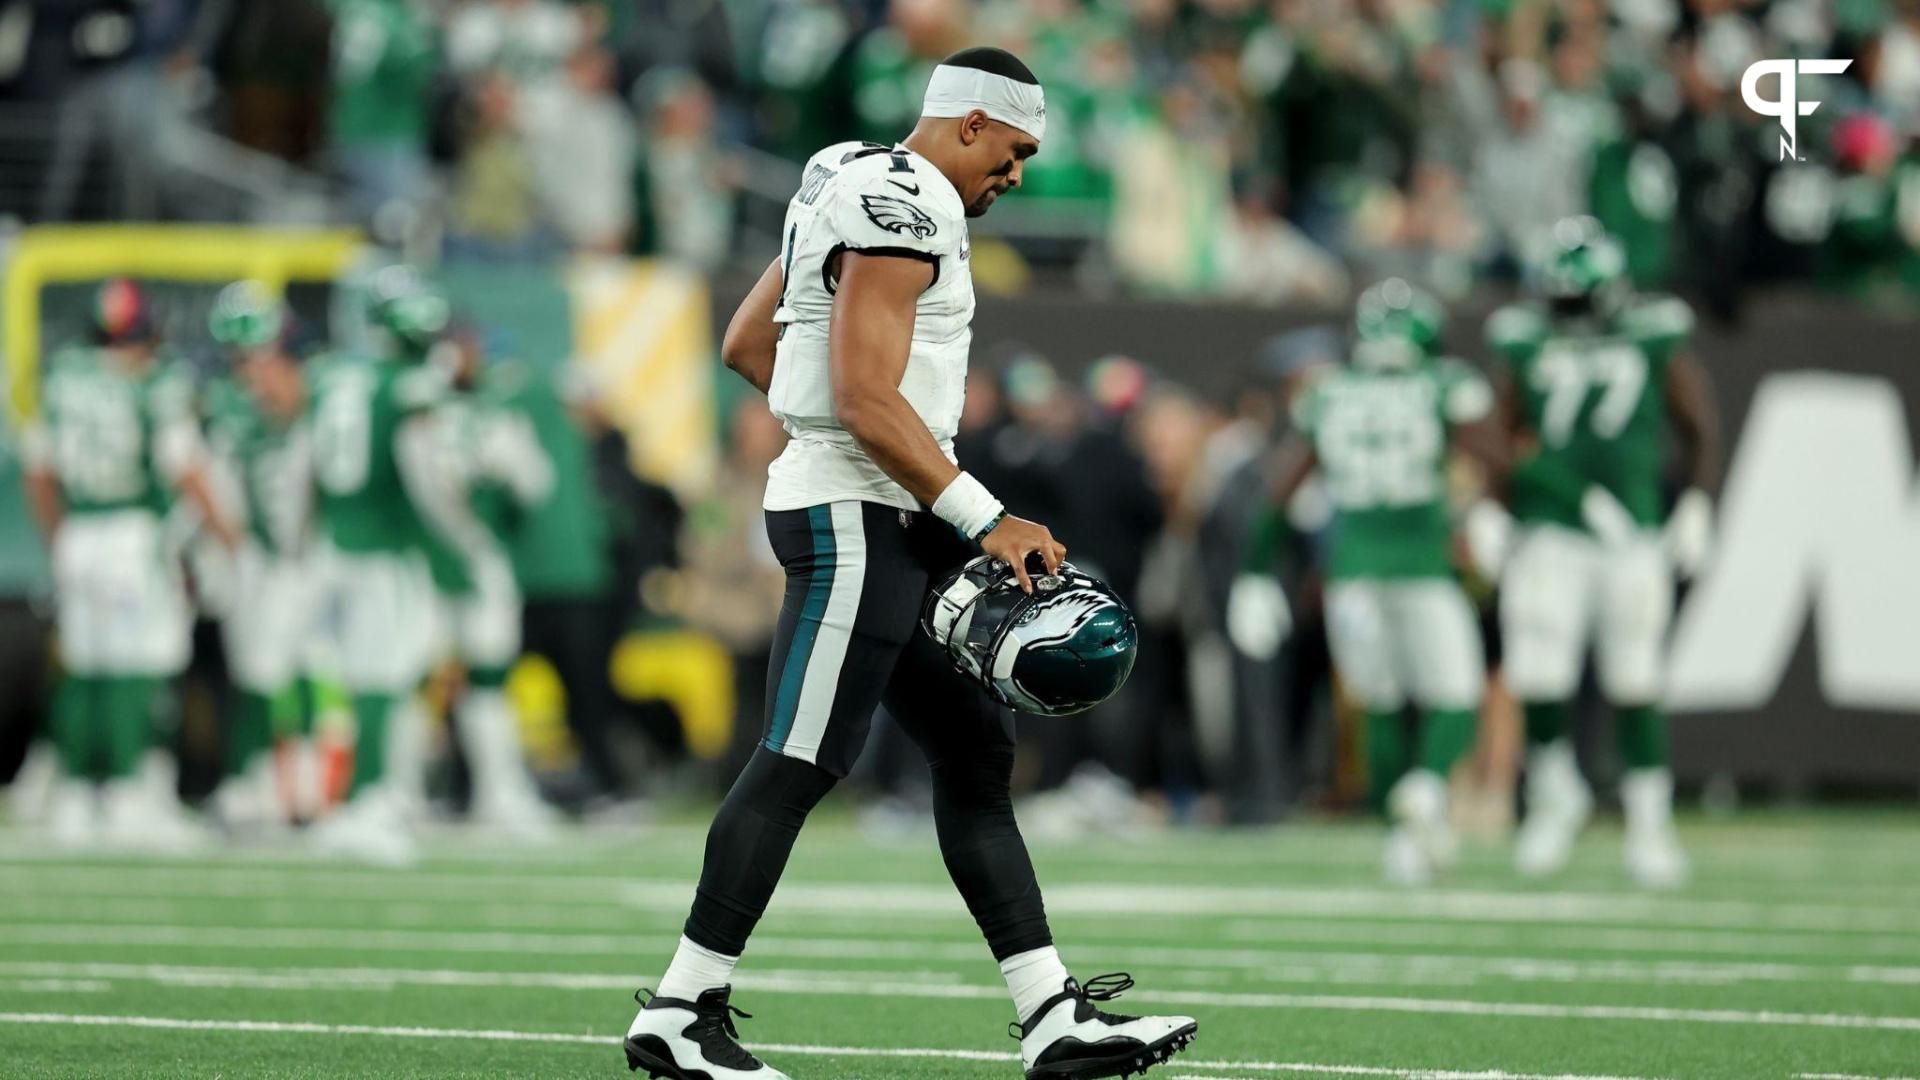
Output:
[1, 810, 1917, 1079]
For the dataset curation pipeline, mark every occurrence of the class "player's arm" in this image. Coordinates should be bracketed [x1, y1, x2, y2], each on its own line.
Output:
[829, 251, 1063, 591]
[18, 423, 62, 544]
[1662, 348, 1721, 576]
[721, 257, 783, 395]
[395, 411, 492, 559]
[152, 380, 241, 552]
[1665, 350, 1721, 495]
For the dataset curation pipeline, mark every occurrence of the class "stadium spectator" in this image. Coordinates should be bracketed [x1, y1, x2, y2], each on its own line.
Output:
[523, 45, 637, 253]
[325, 0, 438, 229]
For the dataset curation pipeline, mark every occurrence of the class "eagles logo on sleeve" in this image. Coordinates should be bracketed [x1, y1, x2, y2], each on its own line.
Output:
[860, 193, 938, 239]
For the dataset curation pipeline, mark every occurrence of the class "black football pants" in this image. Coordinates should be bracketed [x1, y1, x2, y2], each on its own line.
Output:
[680, 501, 1053, 962]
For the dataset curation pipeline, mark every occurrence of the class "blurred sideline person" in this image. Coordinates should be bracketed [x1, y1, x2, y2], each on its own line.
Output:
[20, 279, 239, 847]
[305, 267, 455, 865]
[1484, 218, 1721, 889]
[624, 47, 1199, 1080]
[421, 324, 560, 836]
[1241, 280, 1506, 884]
[203, 282, 317, 831]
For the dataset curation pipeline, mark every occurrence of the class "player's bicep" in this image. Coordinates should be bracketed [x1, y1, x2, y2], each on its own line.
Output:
[1664, 350, 1722, 488]
[827, 251, 935, 414]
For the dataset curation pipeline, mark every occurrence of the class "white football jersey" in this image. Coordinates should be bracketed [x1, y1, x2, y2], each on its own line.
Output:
[763, 140, 975, 512]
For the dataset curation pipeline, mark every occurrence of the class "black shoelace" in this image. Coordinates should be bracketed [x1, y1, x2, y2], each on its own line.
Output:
[1078, 972, 1142, 1024]
[634, 989, 760, 1069]
[1009, 972, 1144, 1040]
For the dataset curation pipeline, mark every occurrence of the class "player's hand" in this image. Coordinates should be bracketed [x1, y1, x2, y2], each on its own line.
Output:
[1664, 487, 1714, 580]
[1462, 499, 1514, 580]
[1227, 573, 1291, 660]
[980, 515, 1066, 593]
[1580, 486, 1637, 548]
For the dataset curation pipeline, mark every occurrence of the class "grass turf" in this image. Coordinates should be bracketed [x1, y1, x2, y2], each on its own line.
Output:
[0, 810, 1917, 1078]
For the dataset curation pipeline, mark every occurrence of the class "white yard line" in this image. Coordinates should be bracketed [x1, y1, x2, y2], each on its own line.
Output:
[0, 1011, 1671, 1079]
[6, 868, 1917, 934]
[0, 963, 1913, 1033]
[1795, 1074, 1920, 1080]
[5, 925, 1919, 989]
[7, 941, 1912, 991]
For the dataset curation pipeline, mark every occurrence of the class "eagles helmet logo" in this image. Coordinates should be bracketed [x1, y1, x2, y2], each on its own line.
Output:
[860, 193, 938, 239]
[922, 557, 1139, 717]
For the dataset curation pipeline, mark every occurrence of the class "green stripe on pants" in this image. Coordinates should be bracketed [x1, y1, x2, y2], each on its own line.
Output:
[765, 505, 837, 753]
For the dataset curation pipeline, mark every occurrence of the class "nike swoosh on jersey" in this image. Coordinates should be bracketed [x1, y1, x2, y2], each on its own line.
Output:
[888, 179, 920, 195]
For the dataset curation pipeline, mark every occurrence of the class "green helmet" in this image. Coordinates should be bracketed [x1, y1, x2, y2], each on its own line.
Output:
[365, 265, 450, 355]
[1535, 215, 1627, 315]
[921, 557, 1139, 718]
[1352, 277, 1443, 370]
[208, 280, 285, 349]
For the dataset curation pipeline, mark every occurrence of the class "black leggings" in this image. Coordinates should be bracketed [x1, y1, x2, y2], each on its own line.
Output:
[680, 503, 1053, 962]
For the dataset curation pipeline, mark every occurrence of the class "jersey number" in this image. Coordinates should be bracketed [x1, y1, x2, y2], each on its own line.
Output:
[52, 377, 143, 501]
[312, 368, 374, 494]
[1531, 344, 1646, 446]
[1318, 391, 1443, 509]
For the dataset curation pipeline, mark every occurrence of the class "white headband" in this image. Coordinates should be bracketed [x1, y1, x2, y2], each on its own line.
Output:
[921, 63, 1046, 143]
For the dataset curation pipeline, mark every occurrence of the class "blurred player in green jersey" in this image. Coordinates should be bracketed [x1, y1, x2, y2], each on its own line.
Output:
[305, 266, 454, 864]
[1485, 217, 1721, 888]
[203, 281, 317, 831]
[418, 324, 558, 837]
[20, 279, 239, 847]
[1253, 280, 1505, 884]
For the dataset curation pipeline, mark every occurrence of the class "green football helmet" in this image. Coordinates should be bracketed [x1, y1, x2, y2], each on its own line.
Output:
[207, 280, 285, 349]
[1352, 277, 1443, 370]
[365, 265, 451, 356]
[922, 557, 1139, 718]
[1535, 215, 1627, 317]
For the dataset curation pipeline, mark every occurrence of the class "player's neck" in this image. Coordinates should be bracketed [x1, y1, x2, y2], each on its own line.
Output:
[902, 123, 962, 194]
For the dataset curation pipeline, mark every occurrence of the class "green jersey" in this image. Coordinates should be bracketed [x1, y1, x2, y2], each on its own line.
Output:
[418, 365, 552, 598]
[1485, 295, 1692, 530]
[308, 355, 449, 554]
[29, 345, 201, 516]
[1294, 358, 1492, 580]
[204, 377, 309, 554]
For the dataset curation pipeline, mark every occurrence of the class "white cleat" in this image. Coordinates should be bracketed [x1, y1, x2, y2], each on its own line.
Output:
[1514, 740, 1592, 878]
[469, 789, 562, 842]
[1621, 768, 1688, 889]
[1017, 974, 1197, 1079]
[312, 788, 417, 867]
[1388, 769, 1458, 874]
[46, 781, 97, 848]
[1625, 825, 1690, 889]
[7, 741, 59, 825]
[100, 779, 209, 853]
[1382, 826, 1432, 887]
[623, 985, 789, 1079]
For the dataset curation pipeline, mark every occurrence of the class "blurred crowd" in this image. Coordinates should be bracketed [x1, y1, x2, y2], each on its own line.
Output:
[9, 0, 1920, 307]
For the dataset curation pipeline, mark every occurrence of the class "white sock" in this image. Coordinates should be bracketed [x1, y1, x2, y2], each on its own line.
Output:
[655, 935, 740, 1003]
[1001, 945, 1070, 1025]
[1621, 767, 1674, 832]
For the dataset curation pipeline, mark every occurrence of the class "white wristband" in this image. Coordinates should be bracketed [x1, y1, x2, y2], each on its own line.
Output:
[931, 471, 1005, 540]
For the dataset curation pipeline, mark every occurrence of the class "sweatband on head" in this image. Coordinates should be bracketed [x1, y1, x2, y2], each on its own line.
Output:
[921, 64, 1046, 143]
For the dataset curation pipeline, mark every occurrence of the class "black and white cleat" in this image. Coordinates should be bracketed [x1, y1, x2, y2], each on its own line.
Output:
[623, 986, 791, 1080]
[1015, 973, 1199, 1079]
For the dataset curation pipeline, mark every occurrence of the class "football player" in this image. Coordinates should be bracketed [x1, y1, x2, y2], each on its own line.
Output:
[1485, 217, 1721, 888]
[624, 47, 1199, 1080]
[203, 281, 315, 831]
[1250, 280, 1501, 885]
[21, 278, 239, 846]
[305, 267, 454, 865]
[420, 324, 558, 836]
